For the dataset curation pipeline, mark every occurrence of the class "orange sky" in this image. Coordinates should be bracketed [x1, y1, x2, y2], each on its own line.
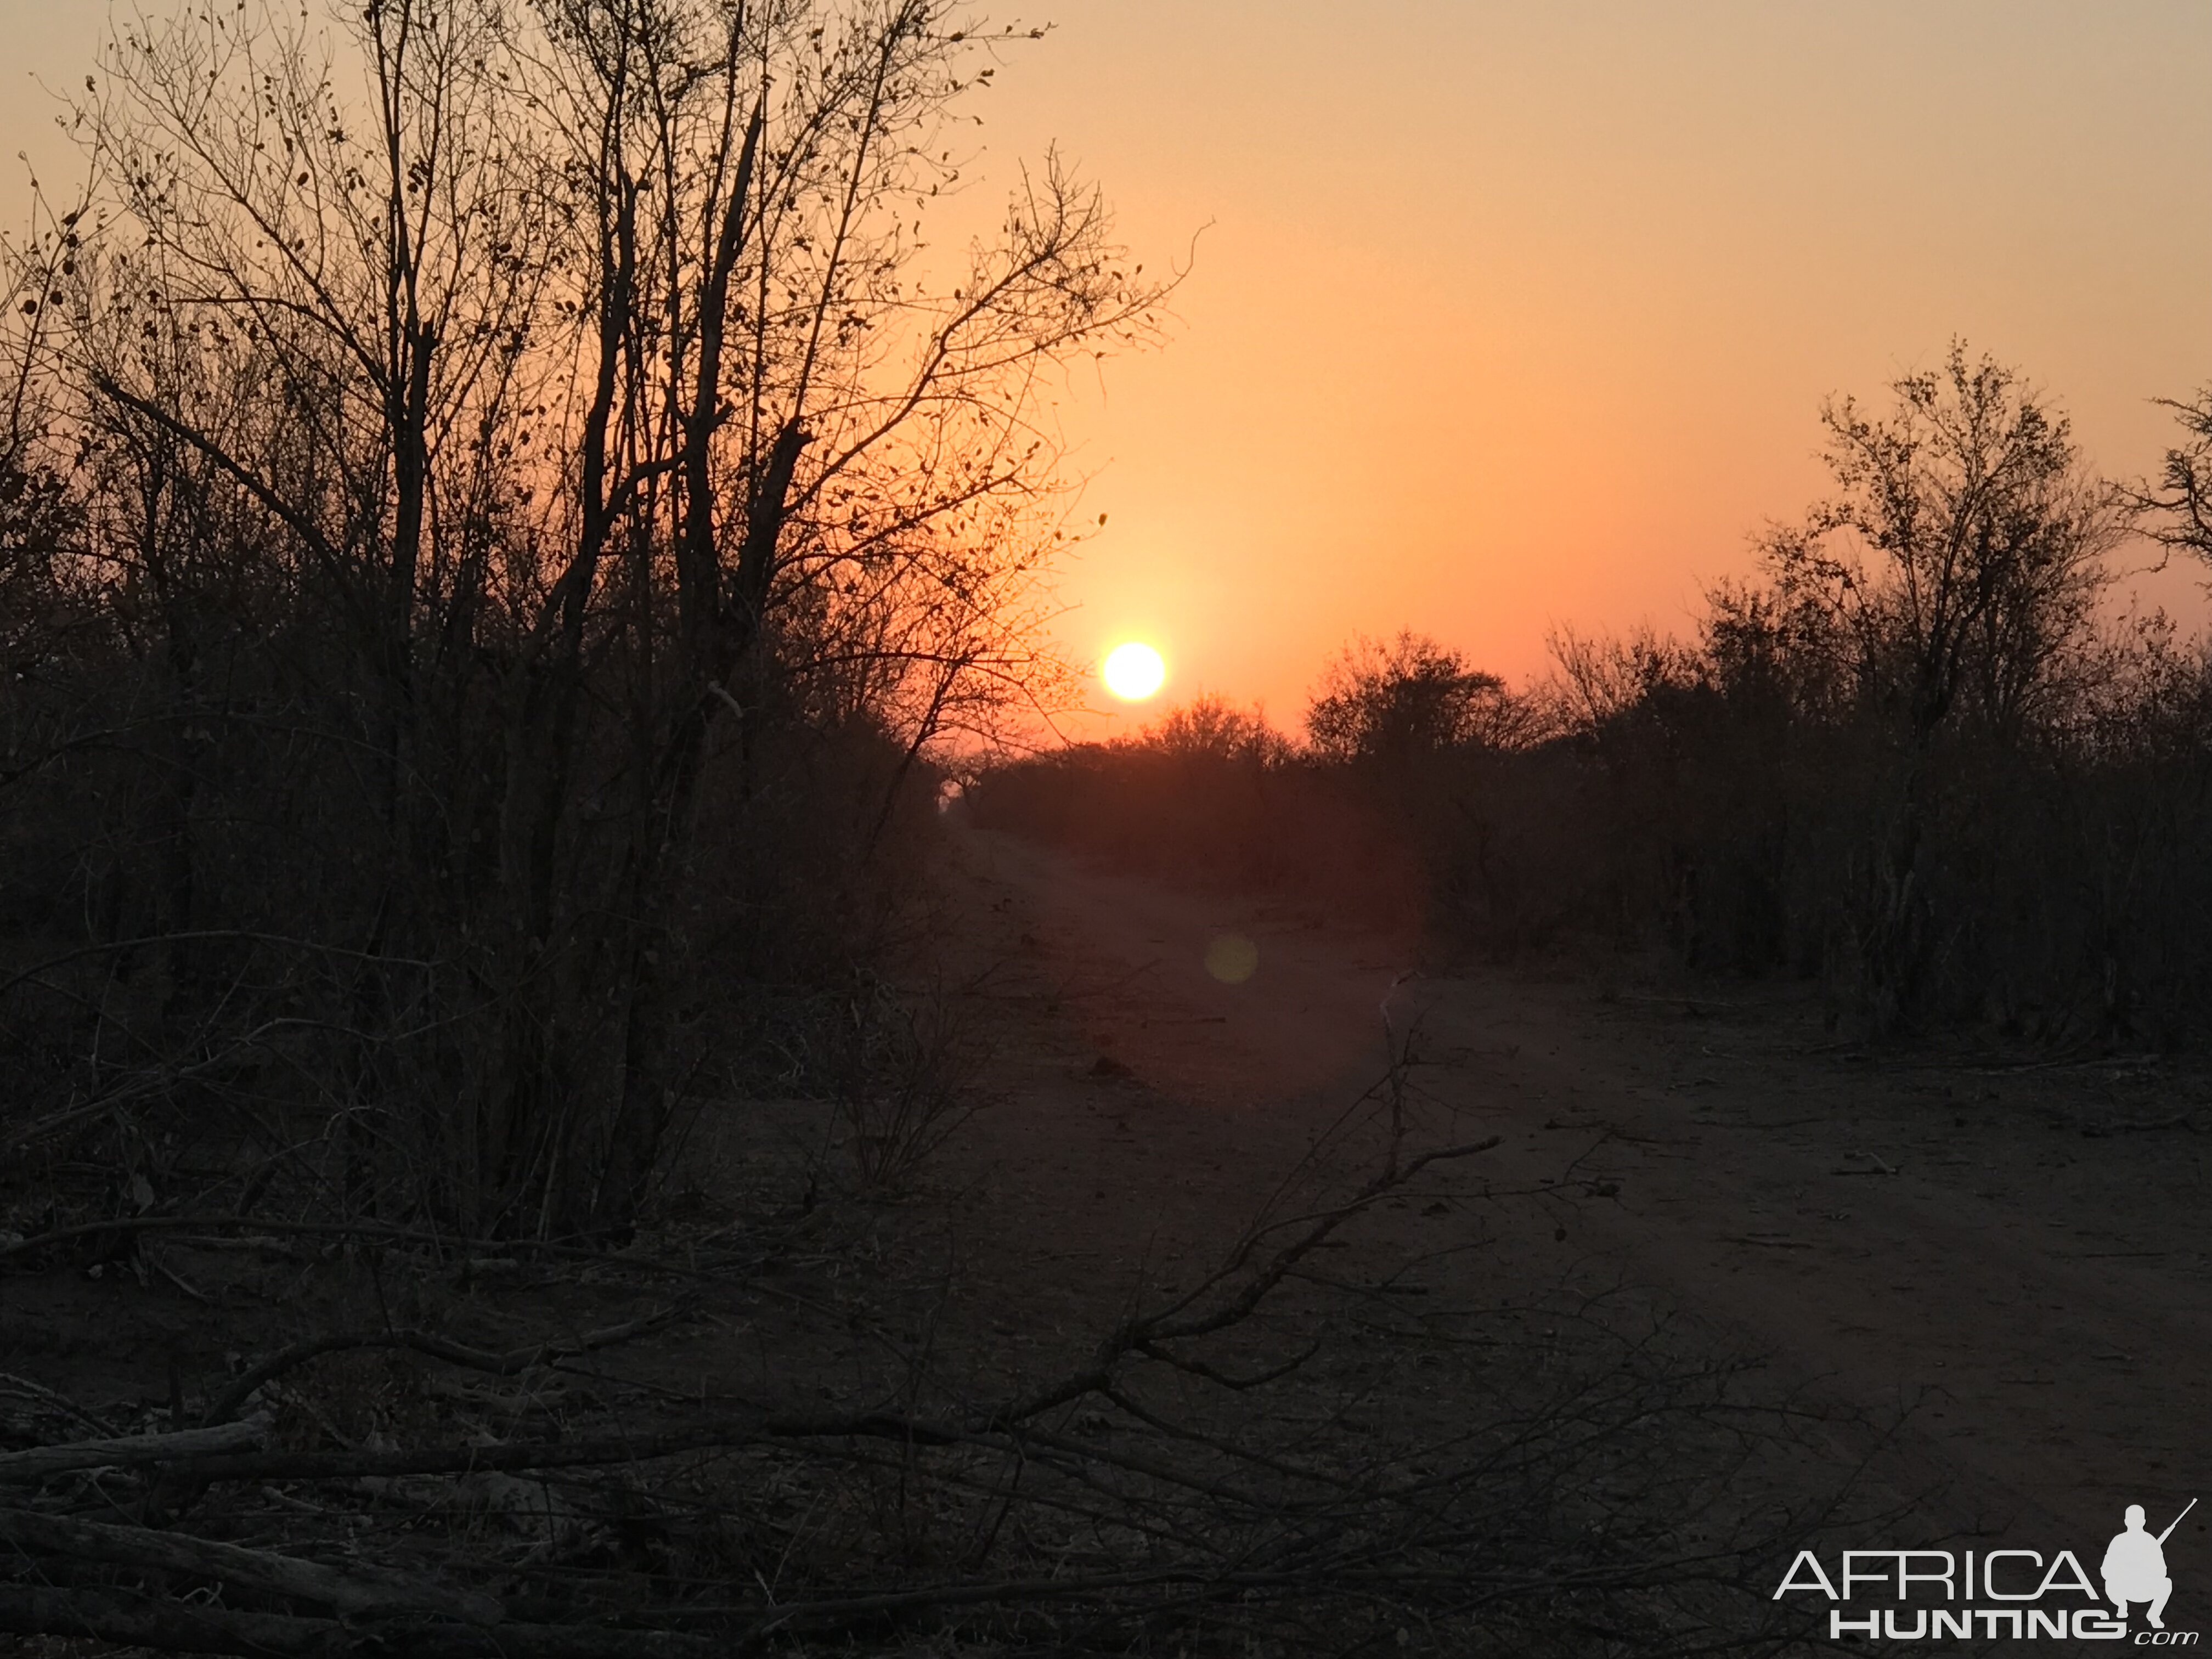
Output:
[967, 2, 2212, 731]
[10, 3, 2212, 735]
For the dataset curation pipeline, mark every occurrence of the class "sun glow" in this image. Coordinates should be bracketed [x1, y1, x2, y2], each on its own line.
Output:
[1102, 641, 1167, 702]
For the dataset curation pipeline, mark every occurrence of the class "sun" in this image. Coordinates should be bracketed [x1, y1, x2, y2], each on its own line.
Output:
[1102, 641, 1167, 702]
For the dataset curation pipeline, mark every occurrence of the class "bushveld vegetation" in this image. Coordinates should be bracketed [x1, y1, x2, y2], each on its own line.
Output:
[0, 0, 1165, 1242]
[0, 4, 1846, 1656]
[972, 345, 2212, 1048]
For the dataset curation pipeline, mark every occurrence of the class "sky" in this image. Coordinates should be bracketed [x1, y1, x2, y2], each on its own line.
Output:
[967, 1, 2212, 729]
[8, 3, 2212, 732]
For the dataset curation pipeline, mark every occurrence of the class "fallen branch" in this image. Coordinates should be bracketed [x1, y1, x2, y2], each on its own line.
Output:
[0, 1214, 697, 1269]
[0, 1214, 516, 1266]
[202, 1306, 693, 1425]
[2081, 1114, 2203, 1137]
[0, 1583, 717, 1658]
[0, 1418, 267, 1485]
[0, 1039, 1819, 1659]
[0, 1505, 504, 1623]
[143, 1406, 963, 1485]
[0, 1020, 310, 1157]
[0, 1370, 117, 1437]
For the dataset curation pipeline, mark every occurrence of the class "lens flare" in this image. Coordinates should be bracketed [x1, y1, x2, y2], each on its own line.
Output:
[1204, 933, 1259, 984]
[1102, 641, 1167, 701]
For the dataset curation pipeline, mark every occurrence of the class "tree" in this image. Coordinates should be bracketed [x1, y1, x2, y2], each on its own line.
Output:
[40, 0, 1167, 1233]
[2134, 381, 2212, 583]
[1304, 630, 1526, 763]
[1755, 343, 2120, 1027]
[1757, 342, 2118, 747]
[1138, 693, 1289, 766]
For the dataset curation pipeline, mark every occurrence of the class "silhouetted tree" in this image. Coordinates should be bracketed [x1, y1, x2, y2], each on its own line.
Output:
[974, 348, 2212, 1043]
[1141, 692, 1290, 765]
[1754, 343, 2120, 1026]
[1758, 342, 2118, 746]
[5, 0, 1165, 1235]
[1305, 630, 1527, 763]
[2136, 382, 2212, 576]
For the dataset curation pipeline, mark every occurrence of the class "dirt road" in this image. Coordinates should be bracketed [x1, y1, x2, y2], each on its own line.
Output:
[950, 826, 2212, 1583]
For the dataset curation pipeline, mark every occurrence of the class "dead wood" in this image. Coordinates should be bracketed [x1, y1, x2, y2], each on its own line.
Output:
[0, 1036, 1820, 1658]
[0, 1216, 632, 1268]
[200, 1307, 693, 1426]
[0, 1584, 719, 1657]
[0, 1418, 267, 1484]
[0, 1505, 503, 1623]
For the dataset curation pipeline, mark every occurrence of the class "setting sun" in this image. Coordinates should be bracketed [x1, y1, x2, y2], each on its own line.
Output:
[1102, 641, 1167, 702]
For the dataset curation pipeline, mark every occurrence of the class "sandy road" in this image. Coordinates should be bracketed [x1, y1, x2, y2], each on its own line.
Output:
[953, 826, 2212, 1588]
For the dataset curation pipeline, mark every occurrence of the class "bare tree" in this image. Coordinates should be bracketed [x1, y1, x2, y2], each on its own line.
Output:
[2133, 381, 2212, 584]
[24, 0, 1167, 1235]
[1754, 342, 2120, 1026]
[1757, 342, 2118, 747]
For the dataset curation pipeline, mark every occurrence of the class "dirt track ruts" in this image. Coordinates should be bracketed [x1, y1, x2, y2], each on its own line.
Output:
[949, 826, 2212, 1580]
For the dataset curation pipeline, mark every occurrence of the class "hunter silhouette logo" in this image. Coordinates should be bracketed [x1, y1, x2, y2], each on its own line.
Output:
[2107, 1501, 2194, 1632]
[1773, 1497, 2199, 1643]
